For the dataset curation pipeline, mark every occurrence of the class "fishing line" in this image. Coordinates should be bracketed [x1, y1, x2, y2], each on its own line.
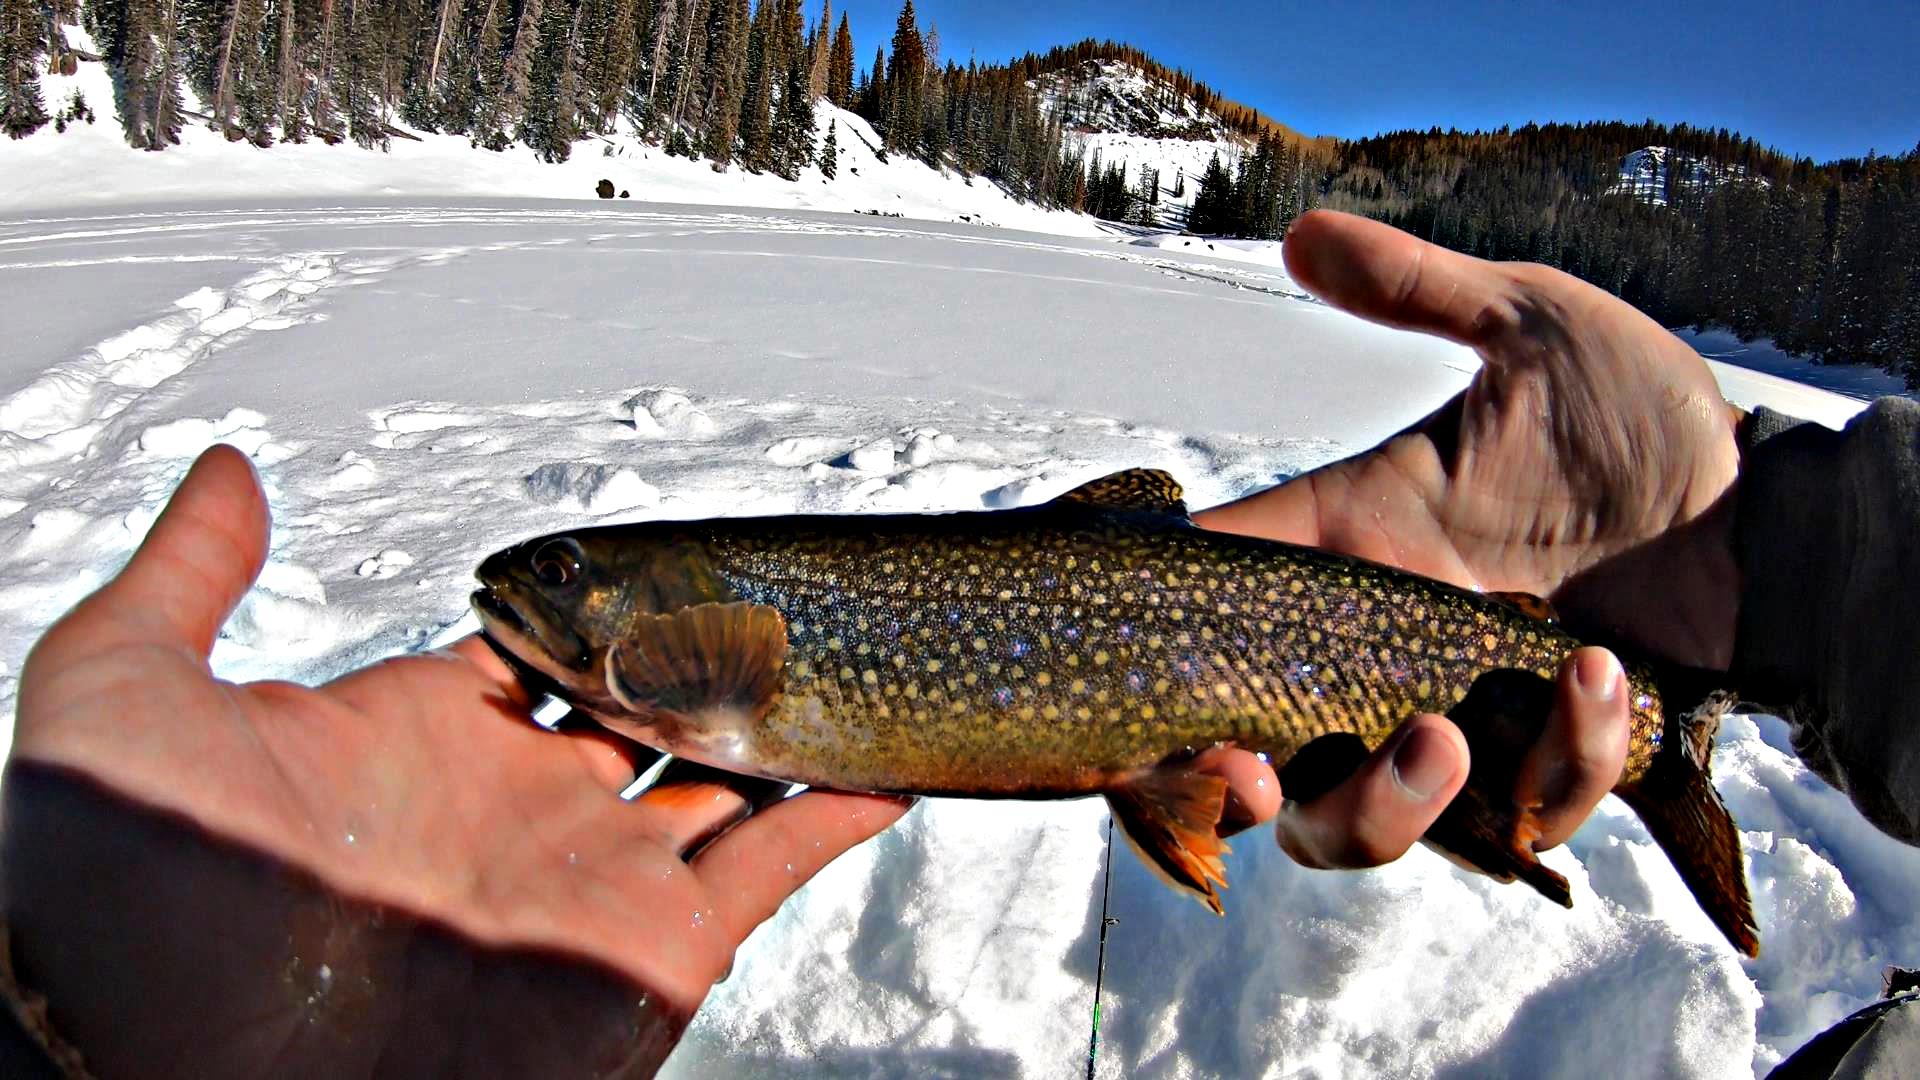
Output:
[1086, 814, 1119, 1080]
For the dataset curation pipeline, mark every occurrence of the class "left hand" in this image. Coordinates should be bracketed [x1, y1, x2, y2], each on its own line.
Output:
[3, 445, 909, 1076]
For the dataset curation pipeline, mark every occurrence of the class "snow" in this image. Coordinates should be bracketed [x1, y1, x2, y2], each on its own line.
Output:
[4, 48, 1918, 1079]
[1, 36, 1106, 237]
[1609, 146, 1768, 207]
[1036, 59, 1256, 229]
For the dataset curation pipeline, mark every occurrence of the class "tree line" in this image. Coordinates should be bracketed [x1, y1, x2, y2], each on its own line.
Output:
[2, 0, 1094, 206]
[1319, 121, 1920, 383]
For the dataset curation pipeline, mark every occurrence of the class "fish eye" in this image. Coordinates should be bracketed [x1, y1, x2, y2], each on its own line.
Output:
[531, 539, 584, 588]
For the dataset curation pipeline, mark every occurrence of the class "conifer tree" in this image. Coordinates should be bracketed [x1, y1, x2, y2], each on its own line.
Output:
[520, 0, 583, 159]
[825, 12, 850, 107]
[857, 43, 880, 125]
[468, 0, 512, 147]
[736, 0, 770, 170]
[342, 0, 386, 147]
[0, 0, 51, 138]
[774, 51, 812, 177]
[805, 0, 828, 98]
[698, 0, 744, 166]
[498, 0, 544, 136]
[818, 115, 835, 176]
[123, 0, 187, 149]
[881, 0, 920, 155]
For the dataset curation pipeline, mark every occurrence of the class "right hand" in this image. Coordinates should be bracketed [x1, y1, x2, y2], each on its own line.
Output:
[1197, 210, 1744, 869]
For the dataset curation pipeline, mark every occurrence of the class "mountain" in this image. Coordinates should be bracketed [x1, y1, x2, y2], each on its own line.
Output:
[1607, 145, 1769, 206]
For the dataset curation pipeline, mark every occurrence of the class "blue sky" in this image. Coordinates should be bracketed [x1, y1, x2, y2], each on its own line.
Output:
[825, 0, 1919, 164]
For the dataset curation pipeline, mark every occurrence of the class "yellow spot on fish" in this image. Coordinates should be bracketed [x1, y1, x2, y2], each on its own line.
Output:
[1036, 671, 1053, 687]
[926, 659, 943, 673]
[839, 666, 855, 681]
[1140, 704, 1157, 720]
[862, 670, 878, 686]
[1215, 683, 1234, 700]
[1075, 706, 1093, 721]
[1043, 704, 1061, 720]
[972, 637, 988, 652]
[1127, 722, 1143, 735]
[1094, 650, 1110, 666]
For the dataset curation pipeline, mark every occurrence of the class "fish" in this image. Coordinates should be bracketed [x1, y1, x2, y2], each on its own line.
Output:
[472, 467, 1759, 956]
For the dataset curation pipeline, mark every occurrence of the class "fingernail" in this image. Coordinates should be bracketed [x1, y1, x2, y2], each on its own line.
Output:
[1574, 649, 1621, 702]
[1391, 726, 1455, 802]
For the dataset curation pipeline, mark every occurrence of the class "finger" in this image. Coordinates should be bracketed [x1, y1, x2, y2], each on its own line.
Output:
[1274, 714, 1469, 869]
[564, 724, 663, 792]
[77, 445, 269, 659]
[692, 789, 912, 943]
[1191, 477, 1322, 546]
[632, 760, 793, 857]
[1191, 747, 1281, 837]
[1283, 209, 1521, 349]
[1516, 648, 1630, 851]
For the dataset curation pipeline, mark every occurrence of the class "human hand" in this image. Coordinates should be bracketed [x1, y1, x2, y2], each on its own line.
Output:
[3, 446, 909, 1077]
[1196, 209, 1741, 870]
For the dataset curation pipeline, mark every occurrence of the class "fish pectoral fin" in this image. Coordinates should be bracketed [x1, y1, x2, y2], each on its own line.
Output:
[1487, 591, 1560, 624]
[1054, 468, 1189, 517]
[1105, 769, 1232, 915]
[606, 601, 789, 721]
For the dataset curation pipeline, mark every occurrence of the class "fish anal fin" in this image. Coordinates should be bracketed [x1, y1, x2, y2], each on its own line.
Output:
[1425, 782, 1572, 906]
[1488, 590, 1560, 624]
[1055, 468, 1189, 516]
[1105, 769, 1231, 914]
[1430, 668, 1572, 904]
[607, 602, 789, 722]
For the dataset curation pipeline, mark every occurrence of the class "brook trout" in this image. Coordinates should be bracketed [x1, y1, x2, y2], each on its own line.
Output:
[473, 468, 1759, 956]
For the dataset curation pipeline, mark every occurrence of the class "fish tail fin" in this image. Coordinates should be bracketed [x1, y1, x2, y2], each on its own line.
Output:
[1616, 668, 1760, 958]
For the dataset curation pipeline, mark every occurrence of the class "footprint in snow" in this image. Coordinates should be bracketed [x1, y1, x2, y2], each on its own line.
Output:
[624, 389, 718, 439]
[355, 549, 416, 580]
[524, 462, 659, 515]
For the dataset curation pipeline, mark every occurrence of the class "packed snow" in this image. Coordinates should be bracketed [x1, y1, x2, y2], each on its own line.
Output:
[5, 54, 1919, 1073]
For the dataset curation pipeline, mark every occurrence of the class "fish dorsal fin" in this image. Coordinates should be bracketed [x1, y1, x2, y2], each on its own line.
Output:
[607, 601, 788, 722]
[1488, 591, 1559, 624]
[1054, 468, 1188, 516]
[1105, 768, 1231, 914]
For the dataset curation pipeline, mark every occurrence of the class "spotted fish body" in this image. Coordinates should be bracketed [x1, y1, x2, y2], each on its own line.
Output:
[473, 469, 1759, 955]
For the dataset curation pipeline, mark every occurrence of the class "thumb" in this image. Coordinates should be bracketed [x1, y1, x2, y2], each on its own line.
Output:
[86, 445, 270, 659]
[1283, 209, 1523, 349]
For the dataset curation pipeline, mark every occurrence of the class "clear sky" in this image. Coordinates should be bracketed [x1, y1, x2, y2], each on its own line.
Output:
[824, 0, 1920, 164]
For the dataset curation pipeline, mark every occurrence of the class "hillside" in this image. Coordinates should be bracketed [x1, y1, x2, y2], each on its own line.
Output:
[1607, 145, 1770, 206]
[0, 24, 1101, 235]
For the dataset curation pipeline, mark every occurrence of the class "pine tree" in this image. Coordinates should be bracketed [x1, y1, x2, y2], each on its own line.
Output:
[825, 12, 850, 107]
[881, 0, 921, 155]
[698, 0, 744, 167]
[774, 52, 812, 177]
[342, 0, 387, 147]
[805, 0, 828, 98]
[0, 0, 51, 138]
[498, 0, 544, 136]
[818, 115, 836, 177]
[520, 0, 583, 159]
[468, 0, 511, 147]
[123, 0, 187, 149]
[736, 0, 771, 170]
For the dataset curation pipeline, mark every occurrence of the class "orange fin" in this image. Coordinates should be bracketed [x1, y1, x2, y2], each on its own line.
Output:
[1105, 769, 1231, 914]
[606, 602, 789, 722]
[1054, 468, 1188, 516]
[1488, 590, 1559, 623]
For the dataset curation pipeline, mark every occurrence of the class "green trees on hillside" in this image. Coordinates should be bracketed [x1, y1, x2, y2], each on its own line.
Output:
[2, 0, 52, 137]
[1321, 123, 1920, 382]
[43, 0, 1079, 211]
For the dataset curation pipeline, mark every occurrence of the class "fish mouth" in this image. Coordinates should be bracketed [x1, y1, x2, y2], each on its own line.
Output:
[470, 582, 594, 690]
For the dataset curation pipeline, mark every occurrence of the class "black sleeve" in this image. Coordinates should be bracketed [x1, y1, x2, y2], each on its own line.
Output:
[1731, 399, 1920, 845]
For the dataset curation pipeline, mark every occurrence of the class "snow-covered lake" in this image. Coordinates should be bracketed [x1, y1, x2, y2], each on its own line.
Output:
[1, 201, 1912, 1077]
